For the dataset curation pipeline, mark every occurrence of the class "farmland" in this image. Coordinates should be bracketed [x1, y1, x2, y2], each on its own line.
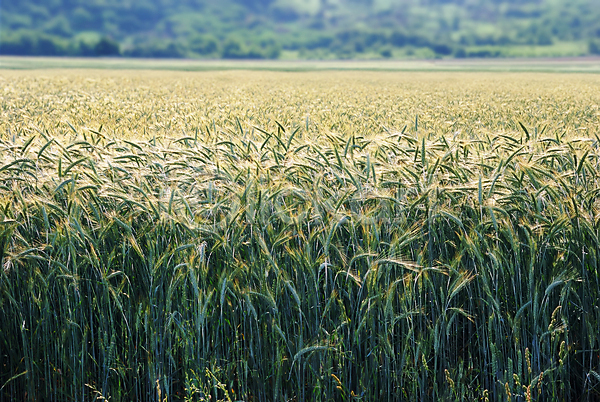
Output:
[1, 69, 600, 401]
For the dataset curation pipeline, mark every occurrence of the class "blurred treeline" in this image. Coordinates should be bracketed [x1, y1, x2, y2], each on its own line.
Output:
[2, 0, 600, 59]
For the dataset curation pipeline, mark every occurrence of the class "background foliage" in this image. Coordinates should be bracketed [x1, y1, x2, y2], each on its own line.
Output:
[2, 0, 600, 59]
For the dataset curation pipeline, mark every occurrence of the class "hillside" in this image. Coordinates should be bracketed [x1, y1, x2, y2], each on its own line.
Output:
[1, 0, 600, 59]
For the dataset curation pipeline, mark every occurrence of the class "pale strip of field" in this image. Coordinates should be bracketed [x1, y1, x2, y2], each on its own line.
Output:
[1, 69, 599, 143]
[1, 55, 600, 73]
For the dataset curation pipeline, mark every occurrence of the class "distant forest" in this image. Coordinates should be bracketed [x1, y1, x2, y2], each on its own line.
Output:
[2, 0, 600, 59]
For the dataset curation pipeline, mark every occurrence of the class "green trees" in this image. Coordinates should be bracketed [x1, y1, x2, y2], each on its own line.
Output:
[590, 39, 600, 55]
[94, 37, 120, 56]
[1, 0, 600, 59]
[0, 31, 69, 56]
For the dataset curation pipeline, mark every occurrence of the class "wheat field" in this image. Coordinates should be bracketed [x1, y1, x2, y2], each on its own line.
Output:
[1, 70, 600, 401]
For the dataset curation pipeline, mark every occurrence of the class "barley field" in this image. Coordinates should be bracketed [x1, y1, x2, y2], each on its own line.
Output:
[1, 70, 600, 401]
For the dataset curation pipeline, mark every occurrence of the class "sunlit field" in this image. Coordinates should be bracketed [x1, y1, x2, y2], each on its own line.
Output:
[1, 70, 600, 401]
